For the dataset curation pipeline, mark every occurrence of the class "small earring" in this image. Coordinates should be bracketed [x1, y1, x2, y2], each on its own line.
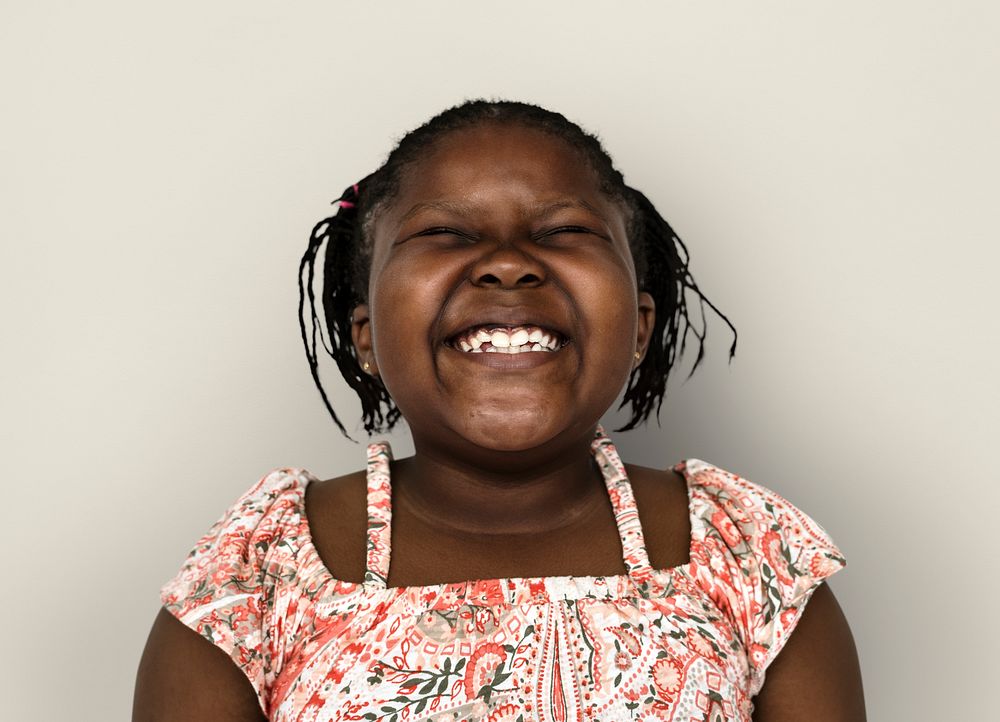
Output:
[634, 351, 641, 361]
[362, 361, 371, 371]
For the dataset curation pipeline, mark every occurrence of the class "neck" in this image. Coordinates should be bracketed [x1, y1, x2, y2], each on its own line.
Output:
[391, 428, 609, 537]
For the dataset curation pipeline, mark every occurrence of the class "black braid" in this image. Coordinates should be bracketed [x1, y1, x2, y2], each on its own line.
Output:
[299, 99, 737, 438]
[298, 180, 399, 440]
[616, 188, 738, 430]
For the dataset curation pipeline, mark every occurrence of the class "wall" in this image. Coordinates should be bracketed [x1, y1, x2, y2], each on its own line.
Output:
[2, 2, 997, 718]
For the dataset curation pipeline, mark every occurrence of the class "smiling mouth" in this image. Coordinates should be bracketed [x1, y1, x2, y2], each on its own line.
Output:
[447, 325, 569, 354]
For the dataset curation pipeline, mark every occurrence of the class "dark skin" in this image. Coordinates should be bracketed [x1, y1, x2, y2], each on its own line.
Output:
[133, 124, 865, 721]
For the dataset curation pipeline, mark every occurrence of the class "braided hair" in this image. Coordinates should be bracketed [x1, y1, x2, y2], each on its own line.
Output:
[299, 100, 737, 439]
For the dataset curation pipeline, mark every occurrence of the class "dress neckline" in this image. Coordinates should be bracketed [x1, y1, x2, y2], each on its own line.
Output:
[335, 425, 694, 602]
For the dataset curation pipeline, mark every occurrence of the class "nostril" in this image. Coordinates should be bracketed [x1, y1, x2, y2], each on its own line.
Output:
[470, 248, 547, 288]
[473, 271, 543, 287]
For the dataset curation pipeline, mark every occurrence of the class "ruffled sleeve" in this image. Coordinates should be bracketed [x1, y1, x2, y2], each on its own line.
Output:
[681, 459, 847, 696]
[159, 468, 307, 715]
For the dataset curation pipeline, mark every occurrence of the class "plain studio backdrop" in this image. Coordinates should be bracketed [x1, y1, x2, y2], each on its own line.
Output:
[2, 1, 997, 719]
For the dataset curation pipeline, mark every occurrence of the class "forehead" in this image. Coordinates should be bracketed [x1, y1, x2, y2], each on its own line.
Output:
[380, 122, 620, 226]
[406, 122, 599, 189]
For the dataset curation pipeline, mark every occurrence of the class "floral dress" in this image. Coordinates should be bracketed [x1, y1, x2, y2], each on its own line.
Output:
[161, 427, 845, 721]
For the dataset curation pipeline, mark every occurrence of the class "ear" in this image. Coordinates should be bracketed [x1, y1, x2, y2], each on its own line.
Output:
[634, 291, 656, 367]
[350, 303, 378, 376]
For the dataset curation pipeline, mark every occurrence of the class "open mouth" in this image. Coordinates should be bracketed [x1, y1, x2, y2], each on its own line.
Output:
[447, 324, 569, 354]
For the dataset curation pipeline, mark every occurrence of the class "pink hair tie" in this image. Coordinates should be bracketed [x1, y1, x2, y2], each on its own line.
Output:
[337, 183, 360, 210]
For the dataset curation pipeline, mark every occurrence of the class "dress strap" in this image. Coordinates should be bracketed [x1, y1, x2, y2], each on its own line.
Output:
[590, 425, 654, 584]
[364, 441, 393, 588]
[363, 430, 651, 587]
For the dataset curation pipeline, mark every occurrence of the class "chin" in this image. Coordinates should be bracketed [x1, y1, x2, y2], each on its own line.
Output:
[456, 408, 565, 452]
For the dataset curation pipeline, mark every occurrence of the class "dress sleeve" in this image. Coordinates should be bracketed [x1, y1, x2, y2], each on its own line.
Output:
[683, 460, 847, 696]
[159, 468, 304, 715]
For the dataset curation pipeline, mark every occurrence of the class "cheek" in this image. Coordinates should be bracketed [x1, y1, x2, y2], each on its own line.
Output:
[572, 260, 640, 350]
[371, 286, 420, 349]
[366, 257, 447, 384]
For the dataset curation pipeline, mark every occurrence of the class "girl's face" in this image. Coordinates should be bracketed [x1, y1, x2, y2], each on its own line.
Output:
[352, 123, 654, 455]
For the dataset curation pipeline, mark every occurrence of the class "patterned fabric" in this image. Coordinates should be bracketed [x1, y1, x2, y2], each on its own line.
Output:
[364, 443, 393, 587]
[161, 427, 845, 721]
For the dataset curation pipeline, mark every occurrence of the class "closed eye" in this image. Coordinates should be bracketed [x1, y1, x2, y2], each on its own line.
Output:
[535, 226, 609, 242]
[404, 227, 478, 243]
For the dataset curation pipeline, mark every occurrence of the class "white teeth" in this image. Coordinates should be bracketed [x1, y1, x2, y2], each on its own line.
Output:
[509, 329, 530, 346]
[490, 331, 510, 348]
[453, 325, 565, 353]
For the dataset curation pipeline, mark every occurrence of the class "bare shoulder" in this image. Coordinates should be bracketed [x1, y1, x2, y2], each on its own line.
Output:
[753, 583, 866, 721]
[303, 468, 368, 583]
[133, 469, 369, 720]
[133, 608, 266, 722]
[625, 463, 692, 570]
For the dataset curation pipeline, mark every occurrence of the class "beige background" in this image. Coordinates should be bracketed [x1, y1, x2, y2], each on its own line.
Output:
[2, 1, 998, 719]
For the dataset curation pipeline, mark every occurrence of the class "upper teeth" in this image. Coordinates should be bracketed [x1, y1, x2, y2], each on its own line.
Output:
[453, 325, 563, 354]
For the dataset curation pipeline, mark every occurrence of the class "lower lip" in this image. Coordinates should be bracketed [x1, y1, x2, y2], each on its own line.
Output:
[443, 344, 569, 369]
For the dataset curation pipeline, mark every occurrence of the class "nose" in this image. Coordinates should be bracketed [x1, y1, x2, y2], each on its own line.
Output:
[469, 241, 546, 289]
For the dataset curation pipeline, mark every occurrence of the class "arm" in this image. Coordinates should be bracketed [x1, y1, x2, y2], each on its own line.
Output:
[133, 608, 268, 722]
[752, 584, 866, 722]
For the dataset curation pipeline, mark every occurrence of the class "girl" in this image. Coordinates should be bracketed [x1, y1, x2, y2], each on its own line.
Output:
[134, 101, 865, 721]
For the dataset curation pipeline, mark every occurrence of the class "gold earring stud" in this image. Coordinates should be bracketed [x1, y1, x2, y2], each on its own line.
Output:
[634, 351, 641, 360]
[362, 361, 371, 371]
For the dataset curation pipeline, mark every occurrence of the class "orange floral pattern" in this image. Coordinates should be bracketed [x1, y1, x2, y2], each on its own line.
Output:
[161, 427, 845, 721]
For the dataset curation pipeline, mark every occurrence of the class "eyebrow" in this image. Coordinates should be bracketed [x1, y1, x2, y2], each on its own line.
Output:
[533, 198, 606, 221]
[398, 200, 477, 223]
[397, 198, 608, 224]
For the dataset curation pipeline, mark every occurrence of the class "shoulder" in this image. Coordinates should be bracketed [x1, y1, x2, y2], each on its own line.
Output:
[680, 459, 846, 587]
[302, 468, 368, 583]
[626, 463, 691, 570]
[160, 468, 314, 614]
[681, 457, 804, 516]
[304, 467, 367, 519]
[155, 467, 316, 716]
[205, 467, 313, 531]
[165, 468, 312, 582]
[677, 459, 848, 692]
